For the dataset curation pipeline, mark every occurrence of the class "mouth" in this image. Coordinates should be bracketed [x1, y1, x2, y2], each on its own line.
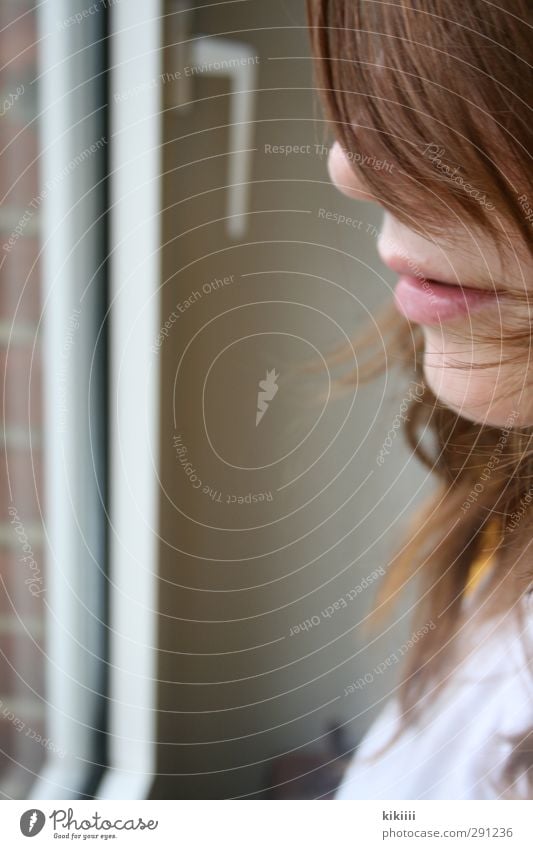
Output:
[393, 274, 499, 325]
[378, 245, 505, 325]
[378, 255, 500, 324]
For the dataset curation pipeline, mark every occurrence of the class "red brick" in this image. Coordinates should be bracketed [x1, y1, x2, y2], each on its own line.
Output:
[0, 122, 39, 204]
[0, 347, 42, 427]
[0, 449, 44, 521]
[0, 549, 44, 621]
[0, 7, 38, 77]
[0, 715, 46, 778]
[0, 633, 45, 698]
[0, 237, 42, 323]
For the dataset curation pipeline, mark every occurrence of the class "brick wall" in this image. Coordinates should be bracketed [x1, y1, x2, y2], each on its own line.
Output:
[0, 1, 46, 795]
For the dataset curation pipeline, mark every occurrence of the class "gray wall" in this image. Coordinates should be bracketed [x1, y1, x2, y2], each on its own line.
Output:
[154, 0, 431, 798]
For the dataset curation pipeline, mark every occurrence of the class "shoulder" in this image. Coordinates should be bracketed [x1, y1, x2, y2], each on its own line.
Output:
[335, 591, 533, 799]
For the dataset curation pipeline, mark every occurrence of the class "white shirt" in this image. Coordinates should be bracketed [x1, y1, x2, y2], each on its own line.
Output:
[336, 589, 533, 800]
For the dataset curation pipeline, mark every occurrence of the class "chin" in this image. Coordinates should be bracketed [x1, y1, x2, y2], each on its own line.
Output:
[421, 331, 527, 429]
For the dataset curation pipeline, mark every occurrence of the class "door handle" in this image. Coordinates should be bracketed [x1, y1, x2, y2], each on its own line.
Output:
[167, 2, 258, 239]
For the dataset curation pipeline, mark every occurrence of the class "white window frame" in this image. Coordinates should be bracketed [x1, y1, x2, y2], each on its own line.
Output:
[96, 0, 161, 800]
[32, 0, 161, 800]
[31, 0, 109, 799]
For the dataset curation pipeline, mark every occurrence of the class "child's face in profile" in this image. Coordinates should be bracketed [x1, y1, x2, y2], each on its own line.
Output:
[327, 141, 532, 428]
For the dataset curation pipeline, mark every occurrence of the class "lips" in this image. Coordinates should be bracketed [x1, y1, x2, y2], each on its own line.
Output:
[393, 274, 499, 325]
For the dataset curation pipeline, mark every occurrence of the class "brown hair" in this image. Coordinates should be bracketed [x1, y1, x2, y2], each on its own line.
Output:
[306, 0, 533, 798]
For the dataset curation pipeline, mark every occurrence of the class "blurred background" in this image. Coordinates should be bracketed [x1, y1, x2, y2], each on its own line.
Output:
[0, 0, 430, 799]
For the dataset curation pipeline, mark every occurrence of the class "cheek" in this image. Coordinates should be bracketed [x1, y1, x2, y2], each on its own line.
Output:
[421, 328, 533, 427]
[327, 141, 374, 202]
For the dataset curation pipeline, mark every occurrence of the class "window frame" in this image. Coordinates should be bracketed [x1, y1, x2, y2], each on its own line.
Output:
[30, 0, 109, 799]
[96, 0, 161, 800]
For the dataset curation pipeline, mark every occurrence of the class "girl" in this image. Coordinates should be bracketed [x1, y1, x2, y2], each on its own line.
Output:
[306, 0, 533, 799]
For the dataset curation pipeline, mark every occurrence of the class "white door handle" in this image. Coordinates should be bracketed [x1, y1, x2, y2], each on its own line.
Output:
[168, 5, 258, 239]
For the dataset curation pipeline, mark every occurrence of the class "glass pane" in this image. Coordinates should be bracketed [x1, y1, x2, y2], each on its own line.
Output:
[154, 0, 390, 799]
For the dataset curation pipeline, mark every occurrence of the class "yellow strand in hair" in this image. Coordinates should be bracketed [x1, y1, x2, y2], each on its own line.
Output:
[464, 519, 502, 597]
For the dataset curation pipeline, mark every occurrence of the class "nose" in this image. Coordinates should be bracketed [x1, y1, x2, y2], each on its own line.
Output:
[327, 140, 376, 202]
